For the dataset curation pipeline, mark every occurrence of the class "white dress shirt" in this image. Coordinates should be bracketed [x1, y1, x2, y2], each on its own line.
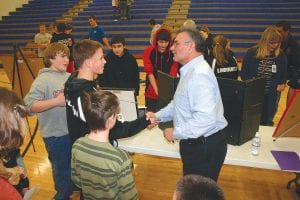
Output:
[156, 55, 227, 139]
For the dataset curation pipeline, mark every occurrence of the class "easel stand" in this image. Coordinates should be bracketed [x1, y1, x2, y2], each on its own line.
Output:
[273, 122, 300, 142]
[273, 89, 300, 140]
[12, 44, 39, 157]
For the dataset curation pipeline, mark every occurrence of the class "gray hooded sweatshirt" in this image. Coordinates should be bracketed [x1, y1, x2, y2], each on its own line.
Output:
[24, 68, 70, 138]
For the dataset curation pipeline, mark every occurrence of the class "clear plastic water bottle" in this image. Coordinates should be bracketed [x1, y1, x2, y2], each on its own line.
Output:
[251, 132, 261, 156]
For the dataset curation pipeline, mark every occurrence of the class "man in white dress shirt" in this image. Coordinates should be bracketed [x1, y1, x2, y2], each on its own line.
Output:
[150, 28, 228, 181]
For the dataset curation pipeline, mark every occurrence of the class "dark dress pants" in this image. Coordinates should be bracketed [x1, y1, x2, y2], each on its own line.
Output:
[179, 130, 227, 181]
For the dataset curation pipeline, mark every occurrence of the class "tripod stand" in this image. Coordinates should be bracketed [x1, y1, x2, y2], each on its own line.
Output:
[12, 44, 39, 157]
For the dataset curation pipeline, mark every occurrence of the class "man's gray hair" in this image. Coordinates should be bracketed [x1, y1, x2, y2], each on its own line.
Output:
[177, 28, 206, 53]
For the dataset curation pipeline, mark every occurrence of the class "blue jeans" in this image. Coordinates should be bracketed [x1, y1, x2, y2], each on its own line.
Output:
[44, 135, 72, 200]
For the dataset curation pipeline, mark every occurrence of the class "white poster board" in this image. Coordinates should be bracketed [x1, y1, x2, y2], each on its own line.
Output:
[102, 88, 138, 121]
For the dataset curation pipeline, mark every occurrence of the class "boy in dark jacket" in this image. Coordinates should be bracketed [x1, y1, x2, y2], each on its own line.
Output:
[99, 34, 140, 96]
[64, 39, 151, 145]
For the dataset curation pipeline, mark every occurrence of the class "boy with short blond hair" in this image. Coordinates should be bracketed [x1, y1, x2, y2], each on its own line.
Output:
[24, 43, 73, 200]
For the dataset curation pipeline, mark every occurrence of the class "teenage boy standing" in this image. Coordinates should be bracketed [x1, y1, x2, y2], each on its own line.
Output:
[71, 90, 138, 199]
[64, 39, 152, 145]
[25, 43, 73, 200]
[143, 27, 179, 111]
[99, 34, 140, 96]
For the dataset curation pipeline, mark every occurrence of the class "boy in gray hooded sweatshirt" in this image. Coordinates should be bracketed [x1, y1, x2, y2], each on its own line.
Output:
[24, 43, 72, 200]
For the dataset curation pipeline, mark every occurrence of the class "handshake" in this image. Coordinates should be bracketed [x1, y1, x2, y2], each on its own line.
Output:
[145, 112, 159, 129]
[145, 112, 175, 142]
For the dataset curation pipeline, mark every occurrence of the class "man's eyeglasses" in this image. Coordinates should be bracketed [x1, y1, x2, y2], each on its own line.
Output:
[173, 41, 192, 47]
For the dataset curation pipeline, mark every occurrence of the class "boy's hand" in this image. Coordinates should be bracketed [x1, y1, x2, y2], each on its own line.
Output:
[146, 112, 159, 129]
[54, 93, 66, 107]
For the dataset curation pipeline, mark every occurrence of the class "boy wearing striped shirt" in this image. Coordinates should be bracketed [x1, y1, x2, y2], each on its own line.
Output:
[71, 90, 138, 200]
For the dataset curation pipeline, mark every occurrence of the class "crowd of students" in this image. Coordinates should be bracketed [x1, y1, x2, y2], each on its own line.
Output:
[1, 15, 299, 199]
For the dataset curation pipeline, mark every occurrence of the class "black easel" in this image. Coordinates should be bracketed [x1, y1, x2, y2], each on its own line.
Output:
[12, 44, 39, 157]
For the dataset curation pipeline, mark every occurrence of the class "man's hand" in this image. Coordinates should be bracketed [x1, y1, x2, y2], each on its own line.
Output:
[163, 128, 175, 142]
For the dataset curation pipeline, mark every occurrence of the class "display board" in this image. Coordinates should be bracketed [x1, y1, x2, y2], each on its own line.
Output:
[273, 89, 300, 139]
[101, 88, 138, 121]
[157, 70, 179, 130]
